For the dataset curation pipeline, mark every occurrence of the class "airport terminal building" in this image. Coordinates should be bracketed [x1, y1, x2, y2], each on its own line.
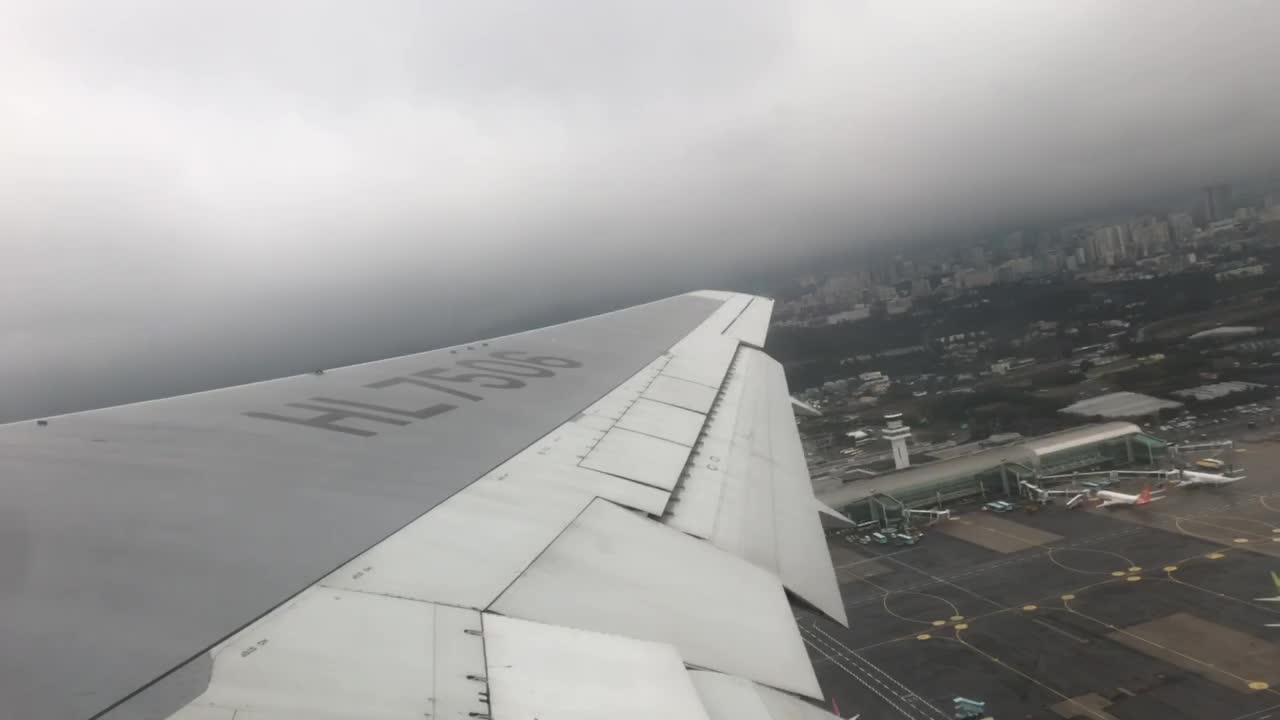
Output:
[819, 422, 1166, 525]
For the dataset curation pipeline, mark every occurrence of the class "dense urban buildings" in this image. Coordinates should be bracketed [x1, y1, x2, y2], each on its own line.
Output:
[769, 176, 1280, 464]
[774, 181, 1280, 332]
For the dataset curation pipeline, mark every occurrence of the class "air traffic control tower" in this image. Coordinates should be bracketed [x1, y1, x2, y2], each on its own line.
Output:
[883, 413, 912, 470]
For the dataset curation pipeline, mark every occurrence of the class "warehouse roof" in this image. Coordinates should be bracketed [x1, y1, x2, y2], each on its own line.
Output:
[1171, 381, 1265, 401]
[1060, 391, 1181, 419]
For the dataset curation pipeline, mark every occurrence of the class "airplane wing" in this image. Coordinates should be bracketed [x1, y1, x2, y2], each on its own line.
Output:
[1, 290, 846, 720]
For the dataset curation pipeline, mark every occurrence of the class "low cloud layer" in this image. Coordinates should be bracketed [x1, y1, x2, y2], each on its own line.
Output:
[3, 1, 1280, 419]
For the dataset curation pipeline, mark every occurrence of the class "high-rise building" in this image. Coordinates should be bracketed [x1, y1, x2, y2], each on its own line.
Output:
[1169, 212, 1196, 242]
[1130, 219, 1171, 258]
[1085, 224, 1131, 266]
[1204, 184, 1233, 222]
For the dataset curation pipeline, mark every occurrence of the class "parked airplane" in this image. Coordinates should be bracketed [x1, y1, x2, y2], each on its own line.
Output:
[1094, 485, 1162, 508]
[1022, 480, 1160, 508]
[1169, 468, 1245, 488]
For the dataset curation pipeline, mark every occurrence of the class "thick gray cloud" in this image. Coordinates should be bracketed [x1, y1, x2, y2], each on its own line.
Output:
[3, 1, 1280, 419]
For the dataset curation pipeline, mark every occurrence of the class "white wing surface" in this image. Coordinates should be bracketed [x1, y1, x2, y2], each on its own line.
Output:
[2, 290, 844, 720]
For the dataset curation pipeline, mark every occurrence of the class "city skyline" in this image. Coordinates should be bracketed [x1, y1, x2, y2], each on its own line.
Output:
[795, 172, 1279, 267]
[774, 173, 1280, 333]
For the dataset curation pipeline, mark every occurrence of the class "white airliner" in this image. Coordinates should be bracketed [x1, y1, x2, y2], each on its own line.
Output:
[1022, 479, 1161, 509]
[1094, 485, 1162, 508]
[1169, 468, 1246, 487]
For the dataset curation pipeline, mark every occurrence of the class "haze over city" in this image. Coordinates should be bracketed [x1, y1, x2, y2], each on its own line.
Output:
[4, 1, 1280, 421]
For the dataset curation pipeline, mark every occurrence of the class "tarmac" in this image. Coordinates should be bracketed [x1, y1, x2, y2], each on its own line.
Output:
[802, 440, 1280, 720]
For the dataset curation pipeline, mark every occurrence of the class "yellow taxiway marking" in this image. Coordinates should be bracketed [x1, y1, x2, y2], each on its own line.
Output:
[1172, 514, 1273, 543]
[1207, 552, 1226, 559]
[1164, 565, 1178, 572]
[955, 623, 969, 630]
[1128, 566, 1142, 572]
[1126, 576, 1141, 582]
[916, 634, 931, 640]
[1049, 547, 1138, 575]
[1203, 514, 1279, 531]
[1061, 594, 1076, 601]
[882, 590, 960, 625]
[1022, 604, 1038, 611]
[932, 620, 946, 626]
[1235, 538, 1251, 544]
[1250, 681, 1270, 691]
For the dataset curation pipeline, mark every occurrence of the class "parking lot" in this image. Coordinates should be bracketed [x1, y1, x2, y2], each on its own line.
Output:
[802, 441, 1280, 720]
[1153, 399, 1278, 447]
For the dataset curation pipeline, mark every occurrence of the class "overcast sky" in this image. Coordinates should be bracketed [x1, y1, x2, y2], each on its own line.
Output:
[3, 1, 1280, 419]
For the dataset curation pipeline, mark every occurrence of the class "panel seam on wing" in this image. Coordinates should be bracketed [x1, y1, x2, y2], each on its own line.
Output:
[482, 499, 597, 612]
[718, 295, 756, 335]
[577, 355, 673, 454]
[583, 466, 686, 495]
[661, 342, 744, 529]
